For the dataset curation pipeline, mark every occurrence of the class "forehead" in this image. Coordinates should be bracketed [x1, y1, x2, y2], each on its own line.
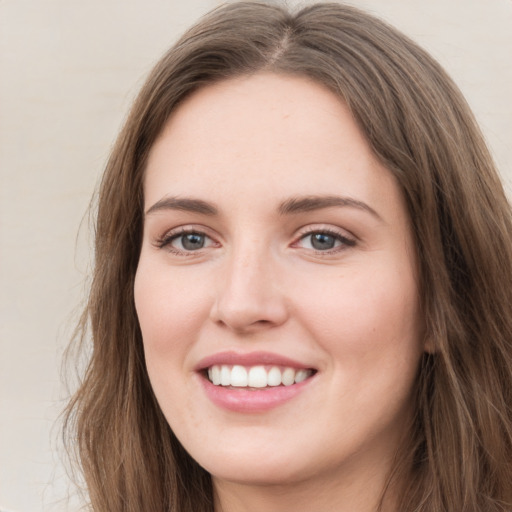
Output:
[144, 73, 405, 222]
[150, 73, 363, 163]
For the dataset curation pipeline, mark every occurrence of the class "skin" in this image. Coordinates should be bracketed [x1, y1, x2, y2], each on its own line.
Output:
[134, 73, 426, 512]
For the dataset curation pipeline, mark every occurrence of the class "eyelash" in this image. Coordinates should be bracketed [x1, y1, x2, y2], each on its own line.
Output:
[294, 227, 356, 255]
[155, 228, 217, 256]
[154, 226, 356, 256]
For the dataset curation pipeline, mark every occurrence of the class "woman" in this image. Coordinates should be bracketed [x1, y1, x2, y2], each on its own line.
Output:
[64, 2, 512, 511]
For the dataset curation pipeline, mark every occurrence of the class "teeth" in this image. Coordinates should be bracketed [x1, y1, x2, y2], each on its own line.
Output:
[281, 367, 295, 386]
[294, 369, 310, 383]
[248, 366, 267, 388]
[206, 365, 314, 388]
[220, 365, 231, 386]
[267, 366, 282, 386]
[211, 365, 221, 385]
[231, 365, 248, 387]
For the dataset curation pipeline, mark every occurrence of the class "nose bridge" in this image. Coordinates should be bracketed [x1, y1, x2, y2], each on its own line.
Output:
[211, 237, 287, 331]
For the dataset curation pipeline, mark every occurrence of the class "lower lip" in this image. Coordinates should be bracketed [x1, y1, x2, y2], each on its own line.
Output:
[200, 375, 314, 413]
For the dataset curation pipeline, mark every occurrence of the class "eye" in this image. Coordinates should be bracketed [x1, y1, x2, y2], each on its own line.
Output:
[307, 233, 339, 251]
[176, 232, 208, 250]
[156, 229, 217, 254]
[295, 229, 356, 253]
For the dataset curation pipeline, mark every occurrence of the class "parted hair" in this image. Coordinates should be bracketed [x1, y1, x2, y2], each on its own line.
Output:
[64, 2, 512, 511]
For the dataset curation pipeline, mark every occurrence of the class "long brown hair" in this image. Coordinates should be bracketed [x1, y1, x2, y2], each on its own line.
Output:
[64, 2, 512, 510]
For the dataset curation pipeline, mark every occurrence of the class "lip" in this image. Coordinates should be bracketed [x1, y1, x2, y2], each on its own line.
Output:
[195, 351, 317, 413]
[195, 351, 313, 371]
[200, 377, 314, 413]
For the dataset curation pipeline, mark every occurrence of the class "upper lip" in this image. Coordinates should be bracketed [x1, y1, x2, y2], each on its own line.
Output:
[195, 351, 315, 371]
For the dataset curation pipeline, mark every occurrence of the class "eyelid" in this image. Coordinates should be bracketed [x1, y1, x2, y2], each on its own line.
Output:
[291, 224, 357, 253]
[152, 223, 356, 257]
[154, 225, 220, 254]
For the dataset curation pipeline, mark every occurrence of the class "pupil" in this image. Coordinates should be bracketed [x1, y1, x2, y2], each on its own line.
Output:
[311, 233, 335, 250]
[182, 233, 204, 250]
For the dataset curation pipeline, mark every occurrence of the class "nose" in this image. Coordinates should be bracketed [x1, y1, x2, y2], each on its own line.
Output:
[210, 245, 289, 333]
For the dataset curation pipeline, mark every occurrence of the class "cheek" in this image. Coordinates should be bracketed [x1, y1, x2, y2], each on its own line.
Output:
[134, 262, 212, 359]
[297, 264, 422, 427]
[291, 262, 421, 362]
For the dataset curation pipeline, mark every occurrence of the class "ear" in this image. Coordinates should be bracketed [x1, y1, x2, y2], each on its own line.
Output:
[423, 336, 436, 354]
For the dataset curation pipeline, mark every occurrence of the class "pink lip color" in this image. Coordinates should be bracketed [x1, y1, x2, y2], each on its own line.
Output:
[195, 351, 311, 371]
[200, 376, 313, 413]
[195, 351, 316, 413]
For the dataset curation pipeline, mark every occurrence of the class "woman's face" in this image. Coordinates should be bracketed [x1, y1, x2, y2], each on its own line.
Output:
[135, 73, 425, 491]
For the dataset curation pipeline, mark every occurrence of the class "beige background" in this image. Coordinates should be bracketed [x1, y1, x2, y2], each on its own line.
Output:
[1, 1, 511, 510]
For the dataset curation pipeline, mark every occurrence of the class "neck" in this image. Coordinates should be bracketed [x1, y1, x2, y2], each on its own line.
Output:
[213, 454, 401, 512]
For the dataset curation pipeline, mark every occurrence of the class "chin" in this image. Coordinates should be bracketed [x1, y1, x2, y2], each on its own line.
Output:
[207, 460, 310, 487]
[188, 436, 325, 487]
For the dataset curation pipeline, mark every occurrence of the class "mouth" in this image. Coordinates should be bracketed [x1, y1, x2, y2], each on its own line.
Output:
[196, 351, 318, 411]
[205, 364, 316, 389]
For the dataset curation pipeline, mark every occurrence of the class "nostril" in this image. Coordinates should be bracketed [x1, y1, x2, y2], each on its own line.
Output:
[209, 270, 289, 331]
[211, 302, 286, 332]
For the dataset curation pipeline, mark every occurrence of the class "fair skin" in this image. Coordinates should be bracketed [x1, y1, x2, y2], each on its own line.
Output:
[134, 73, 425, 512]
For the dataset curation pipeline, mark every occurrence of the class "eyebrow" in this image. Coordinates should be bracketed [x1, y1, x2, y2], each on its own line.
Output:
[145, 196, 218, 216]
[145, 194, 381, 220]
[278, 195, 382, 220]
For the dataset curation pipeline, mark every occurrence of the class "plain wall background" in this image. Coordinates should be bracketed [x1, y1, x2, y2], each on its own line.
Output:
[1, 1, 511, 510]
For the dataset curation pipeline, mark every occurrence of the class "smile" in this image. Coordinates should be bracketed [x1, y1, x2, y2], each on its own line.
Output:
[207, 364, 315, 388]
[197, 352, 318, 412]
